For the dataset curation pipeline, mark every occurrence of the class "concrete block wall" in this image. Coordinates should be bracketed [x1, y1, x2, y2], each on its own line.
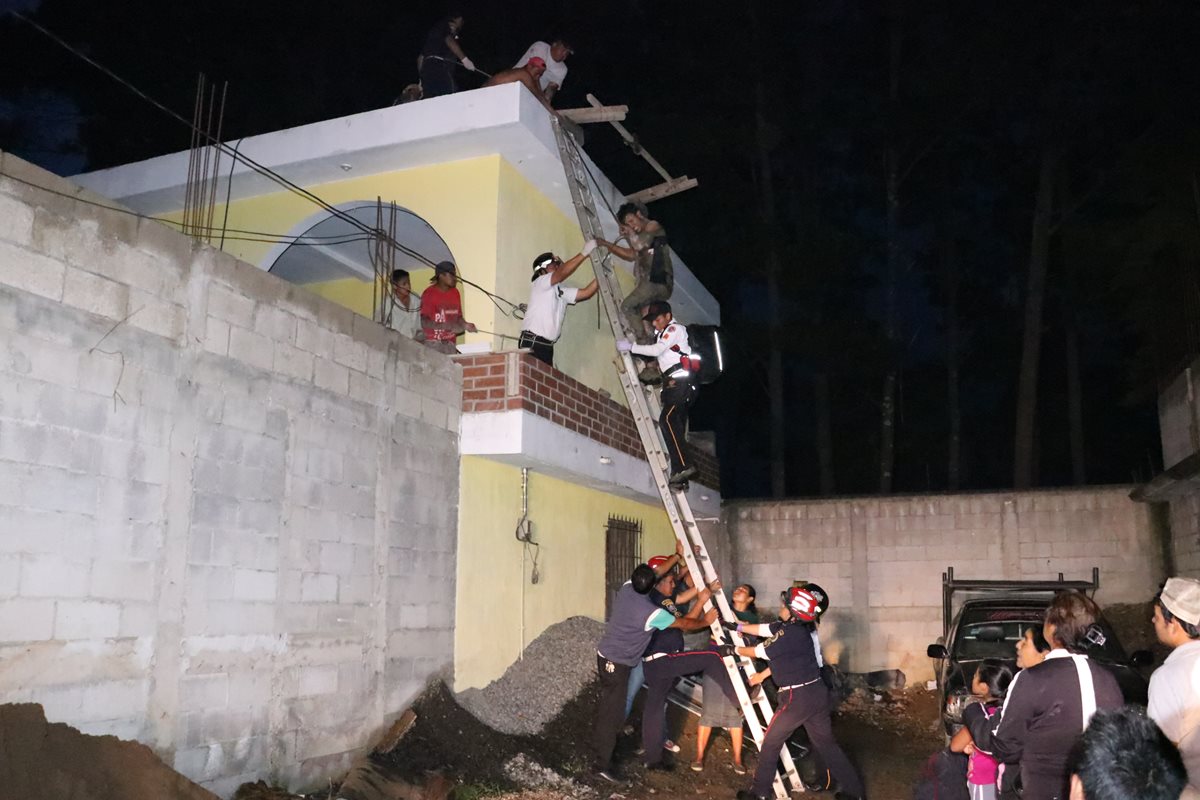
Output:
[0, 152, 461, 796]
[728, 486, 1164, 683]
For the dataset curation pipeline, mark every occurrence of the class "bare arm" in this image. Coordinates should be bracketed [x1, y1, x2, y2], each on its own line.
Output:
[598, 239, 635, 261]
[669, 608, 718, 632]
[949, 725, 975, 753]
[445, 36, 467, 62]
[575, 278, 599, 301]
[549, 250, 588, 285]
[516, 71, 558, 115]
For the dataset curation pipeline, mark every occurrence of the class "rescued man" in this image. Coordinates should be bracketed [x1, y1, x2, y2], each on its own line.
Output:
[482, 56, 557, 115]
[596, 202, 673, 345]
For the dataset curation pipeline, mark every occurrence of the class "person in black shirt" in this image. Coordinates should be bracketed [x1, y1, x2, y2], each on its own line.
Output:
[419, 11, 475, 97]
[723, 587, 865, 800]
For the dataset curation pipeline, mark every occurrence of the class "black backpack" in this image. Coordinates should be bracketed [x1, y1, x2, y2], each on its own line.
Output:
[686, 325, 724, 385]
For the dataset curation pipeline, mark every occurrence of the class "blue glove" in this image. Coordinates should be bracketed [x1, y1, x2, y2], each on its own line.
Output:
[615, 339, 633, 353]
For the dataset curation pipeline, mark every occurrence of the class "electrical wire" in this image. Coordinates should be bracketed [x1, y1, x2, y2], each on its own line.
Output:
[9, 11, 529, 316]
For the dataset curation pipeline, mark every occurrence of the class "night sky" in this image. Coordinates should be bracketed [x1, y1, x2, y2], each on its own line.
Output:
[3, 1, 1200, 499]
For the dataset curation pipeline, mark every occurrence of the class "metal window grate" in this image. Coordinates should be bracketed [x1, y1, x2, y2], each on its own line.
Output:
[605, 515, 642, 619]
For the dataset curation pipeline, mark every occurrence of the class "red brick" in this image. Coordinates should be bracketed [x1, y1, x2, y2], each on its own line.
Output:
[506, 398, 523, 410]
[463, 389, 490, 402]
[462, 366, 490, 379]
[474, 376, 505, 389]
[473, 400, 504, 412]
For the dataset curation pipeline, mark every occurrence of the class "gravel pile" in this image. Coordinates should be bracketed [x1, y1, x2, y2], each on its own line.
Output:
[456, 615, 605, 735]
[502, 753, 596, 798]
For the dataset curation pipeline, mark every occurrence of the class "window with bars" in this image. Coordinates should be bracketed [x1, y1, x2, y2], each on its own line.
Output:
[605, 515, 642, 619]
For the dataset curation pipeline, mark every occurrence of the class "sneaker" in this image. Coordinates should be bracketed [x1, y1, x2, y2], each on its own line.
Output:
[732, 762, 747, 776]
[645, 761, 674, 772]
[690, 760, 704, 772]
[593, 766, 622, 784]
[621, 723, 635, 736]
[668, 466, 697, 486]
[664, 739, 681, 753]
[736, 792, 766, 800]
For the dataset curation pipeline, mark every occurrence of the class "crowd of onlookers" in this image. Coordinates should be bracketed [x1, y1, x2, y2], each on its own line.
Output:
[922, 576, 1200, 800]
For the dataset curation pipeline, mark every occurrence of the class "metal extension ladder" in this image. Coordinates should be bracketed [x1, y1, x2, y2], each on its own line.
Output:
[551, 118, 805, 799]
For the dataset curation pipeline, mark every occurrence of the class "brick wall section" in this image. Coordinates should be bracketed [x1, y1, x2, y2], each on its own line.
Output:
[455, 351, 720, 489]
[728, 486, 1164, 684]
[0, 152, 460, 797]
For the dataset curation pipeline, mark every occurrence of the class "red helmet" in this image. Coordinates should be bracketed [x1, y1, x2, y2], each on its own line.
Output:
[784, 587, 819, 622]
[647, 555, 673, 572]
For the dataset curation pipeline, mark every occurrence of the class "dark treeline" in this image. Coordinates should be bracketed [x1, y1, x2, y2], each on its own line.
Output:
[3, 1, 1199, 498]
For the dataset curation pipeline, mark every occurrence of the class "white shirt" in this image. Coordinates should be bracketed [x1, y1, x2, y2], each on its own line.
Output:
[1149, 639, 1200, 790]
[385, 291, 422, 340]
[514, 41, 568, 93]
[631, 321, 693, 375]
[522, 273, 579, 342]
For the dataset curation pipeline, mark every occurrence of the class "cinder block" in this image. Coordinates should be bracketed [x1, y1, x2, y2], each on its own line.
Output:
[119, 602, 157, 637]
[54, 599, 121, 639]
[0, 192, 35, 246]
[3, 331, 81, 388]
[90, 559, 156, 602]
[297, 664, 339, 697]
[313, 357, 349, 395]
[62, 267, 130, 321]
[208, 284, 257, 329]
[233, 568, 277, 601]
[296, 319, 336, 357]
[332, 333, 368, 373]
[228, 326, 274, 371]
[301, 572, 338, 602]
[318, 542, 355, 575]
[274, 341, 314, 382]
[20, 553, 89, 597]
[180, 673, 230, 712]
[0, 597, 55, 641]
[348, 370, 384, 406]
[204, 316, 230, 356]
[76, 679, 148, 722]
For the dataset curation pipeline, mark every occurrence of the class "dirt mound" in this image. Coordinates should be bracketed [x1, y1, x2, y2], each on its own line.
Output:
[0, 703, 218, 800]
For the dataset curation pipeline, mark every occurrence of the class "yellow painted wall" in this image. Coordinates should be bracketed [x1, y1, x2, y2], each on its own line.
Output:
[454, 457, 676, 690]
[190, 156, 504, 351]
[188, 154, 635, 400]
[493, 159, 633, 400]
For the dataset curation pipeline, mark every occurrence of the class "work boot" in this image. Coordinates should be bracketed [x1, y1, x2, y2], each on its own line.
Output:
[736, 791, 767, 800]
[669, 466, 697, 486]
[592, 765, 622, 784]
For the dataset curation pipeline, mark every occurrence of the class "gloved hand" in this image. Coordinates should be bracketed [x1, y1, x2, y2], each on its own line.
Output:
[581, 239, 598, 256]
[615, 339, 633, 353]
[716, 643, 737, 658]
[720, 619, 740, 632]
[461, 57, 476, 72]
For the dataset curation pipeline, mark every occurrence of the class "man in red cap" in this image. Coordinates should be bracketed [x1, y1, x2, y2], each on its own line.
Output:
[482, 57, 557, 114]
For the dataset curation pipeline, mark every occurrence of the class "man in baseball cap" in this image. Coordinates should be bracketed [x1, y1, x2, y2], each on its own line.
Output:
[482, 55, 557, 114]
[1149, 577, 1200, 793]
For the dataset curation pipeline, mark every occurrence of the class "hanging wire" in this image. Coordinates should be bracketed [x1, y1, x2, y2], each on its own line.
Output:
[9, 10, 530, 318]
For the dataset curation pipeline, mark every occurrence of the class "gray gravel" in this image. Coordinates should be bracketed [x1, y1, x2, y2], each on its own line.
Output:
[456, 615, 606, 735]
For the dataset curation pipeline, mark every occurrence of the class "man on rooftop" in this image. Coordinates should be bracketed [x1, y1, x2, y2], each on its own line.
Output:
[483, 57, 557, 115]
[514, 37, 573, 103]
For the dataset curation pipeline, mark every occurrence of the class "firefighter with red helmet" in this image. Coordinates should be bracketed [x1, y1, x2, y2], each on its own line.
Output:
[720, 587, 866, 800]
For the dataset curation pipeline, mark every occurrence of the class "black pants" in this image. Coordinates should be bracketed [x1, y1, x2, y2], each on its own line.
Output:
[518, 330, 555, 367]
[642, 650, 740, 766]
[660, 377, 699, 475]
[750, 681, 864, 798]
[420, 58, 456, 97]
[593, 653, 633, 771]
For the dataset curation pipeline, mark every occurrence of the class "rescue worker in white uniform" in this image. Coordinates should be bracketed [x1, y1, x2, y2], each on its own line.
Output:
[518, 241, 599, 367]
[617, 300, 700, 487]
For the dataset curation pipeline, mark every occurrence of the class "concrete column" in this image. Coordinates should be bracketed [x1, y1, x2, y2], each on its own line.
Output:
[850, 503, 870, 673]
[1000, 496, 1020, 579]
